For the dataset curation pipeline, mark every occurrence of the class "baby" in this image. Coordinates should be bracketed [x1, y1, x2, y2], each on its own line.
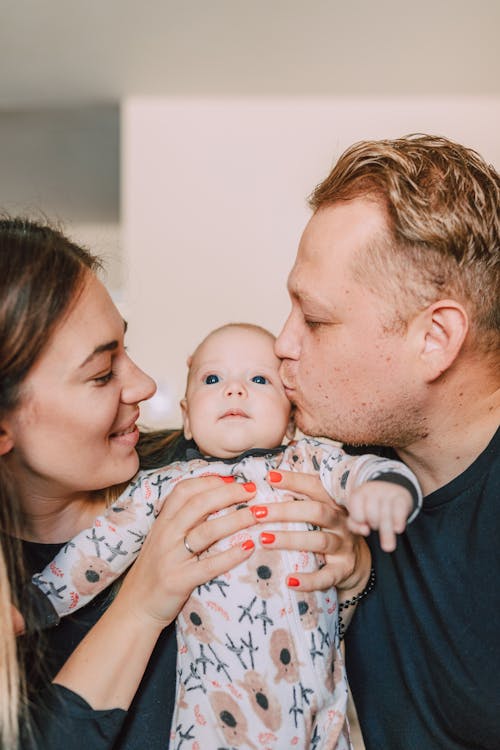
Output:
[33, 323, 421, 750]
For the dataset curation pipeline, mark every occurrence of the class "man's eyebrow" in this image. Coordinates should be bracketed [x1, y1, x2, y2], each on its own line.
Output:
[79, 320, 128, 368]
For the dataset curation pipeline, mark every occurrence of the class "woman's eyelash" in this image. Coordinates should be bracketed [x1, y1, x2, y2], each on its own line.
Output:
[94, 370, 115, 385]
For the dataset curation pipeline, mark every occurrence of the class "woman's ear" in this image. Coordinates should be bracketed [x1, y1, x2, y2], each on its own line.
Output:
[180, 398, 192, 440]
[417, 300, 469, 382]
[0, 424, 14, 456]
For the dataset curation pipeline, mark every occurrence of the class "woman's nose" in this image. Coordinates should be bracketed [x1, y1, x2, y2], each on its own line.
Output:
[122, 358, 157, 404]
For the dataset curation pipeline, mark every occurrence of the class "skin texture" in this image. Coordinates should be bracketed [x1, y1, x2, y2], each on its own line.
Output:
[1, 271, 365, 713]
[1, 273, 263, 709]
[2, 274, 156, 542]
[181, 323, 412, 551]
[181, 326, 292, 458]
[4, 275, 370, 713]
[276, 196, 499, 497]
[276, 198, 426, 448]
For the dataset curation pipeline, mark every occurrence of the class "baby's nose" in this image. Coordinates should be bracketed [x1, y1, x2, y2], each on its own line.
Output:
[224, 381, 247, 397]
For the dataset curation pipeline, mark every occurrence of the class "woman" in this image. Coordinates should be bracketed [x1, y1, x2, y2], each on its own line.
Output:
[0, 218, 369, 749]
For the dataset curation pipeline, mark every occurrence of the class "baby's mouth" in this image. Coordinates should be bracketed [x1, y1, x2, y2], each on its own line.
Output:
[219, 409, 249, 420]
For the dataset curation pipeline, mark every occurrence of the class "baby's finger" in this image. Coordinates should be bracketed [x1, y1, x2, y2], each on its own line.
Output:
[392, 503, 410, 534]
[346, 518, 371, 537]
[346, 491, 369, 525]
[378, 519, 397, 552]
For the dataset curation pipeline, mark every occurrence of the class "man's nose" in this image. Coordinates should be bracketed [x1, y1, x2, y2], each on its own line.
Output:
[275, 309, 301, 360]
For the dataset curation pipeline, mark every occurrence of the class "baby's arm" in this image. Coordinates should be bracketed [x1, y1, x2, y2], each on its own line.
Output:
[319, 447, 422, 552]
[32, 465, 182, 618]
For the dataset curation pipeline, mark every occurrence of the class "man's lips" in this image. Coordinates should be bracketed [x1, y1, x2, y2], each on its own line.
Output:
[282, 382, 297, 405]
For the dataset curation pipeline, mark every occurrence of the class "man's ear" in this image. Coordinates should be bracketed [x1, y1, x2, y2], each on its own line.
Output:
[416, 300, 468, 382]
[180, 398, 192, 440]
[0, 424, 14, 456]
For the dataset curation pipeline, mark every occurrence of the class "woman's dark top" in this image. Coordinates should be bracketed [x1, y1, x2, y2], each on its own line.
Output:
[21, 540, 178, 750]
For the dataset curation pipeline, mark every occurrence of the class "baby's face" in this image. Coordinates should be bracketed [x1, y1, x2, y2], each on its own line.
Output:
[182, 326, 292, 458]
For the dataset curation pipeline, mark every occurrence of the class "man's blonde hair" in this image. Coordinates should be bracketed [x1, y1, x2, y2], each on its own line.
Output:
[310, 134, 500, 352]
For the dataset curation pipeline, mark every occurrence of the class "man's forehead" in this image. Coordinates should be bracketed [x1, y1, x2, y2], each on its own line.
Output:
[286, 260, 334, 314]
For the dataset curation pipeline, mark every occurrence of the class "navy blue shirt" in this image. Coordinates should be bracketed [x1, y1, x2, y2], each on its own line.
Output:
[345, 428, 500, 749]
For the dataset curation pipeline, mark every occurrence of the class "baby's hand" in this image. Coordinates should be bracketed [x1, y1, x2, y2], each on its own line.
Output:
[346, 481, 413, 552]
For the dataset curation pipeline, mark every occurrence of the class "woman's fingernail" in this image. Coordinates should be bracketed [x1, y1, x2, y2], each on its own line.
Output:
[260, 532, 275, 545]
[243, 482, 256, 493]
[287, 576, 300, 587]
[220, 475, 235, 483]
[268, 471, 282, 483]
[250, 505, 268, 518]
[241, 539, 255, 551]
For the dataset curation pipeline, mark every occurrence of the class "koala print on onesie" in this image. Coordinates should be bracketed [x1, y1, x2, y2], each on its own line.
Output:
[33, 437, 421, 749]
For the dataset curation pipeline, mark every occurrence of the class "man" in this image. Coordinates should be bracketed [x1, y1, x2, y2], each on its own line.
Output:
[276, 134, 499, 749]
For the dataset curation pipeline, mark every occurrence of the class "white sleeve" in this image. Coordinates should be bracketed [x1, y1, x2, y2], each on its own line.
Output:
[31, 464, 184, 617]
[319, 447, 423, 523]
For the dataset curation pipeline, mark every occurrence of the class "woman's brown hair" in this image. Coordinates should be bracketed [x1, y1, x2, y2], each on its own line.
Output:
[0, 217, 101, 748]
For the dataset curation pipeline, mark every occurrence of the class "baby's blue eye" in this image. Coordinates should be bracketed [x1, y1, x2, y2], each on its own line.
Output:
[204, 374, 220, 384]
[251, 375, 268, 385]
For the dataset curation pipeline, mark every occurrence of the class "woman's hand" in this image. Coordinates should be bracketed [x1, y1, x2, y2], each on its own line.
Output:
[54, 475, 258, 710]
[116, 475, 258, 628]
[258, 469, 372, 596]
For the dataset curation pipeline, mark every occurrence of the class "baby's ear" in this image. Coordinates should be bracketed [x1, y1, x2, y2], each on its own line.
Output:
[180, 398, 192, 440]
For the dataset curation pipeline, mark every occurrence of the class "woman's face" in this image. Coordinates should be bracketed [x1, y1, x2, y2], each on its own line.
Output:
[3, 273, 156, 501]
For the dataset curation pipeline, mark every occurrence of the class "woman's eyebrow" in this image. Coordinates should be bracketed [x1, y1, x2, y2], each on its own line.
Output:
[79, 320, 128, 368]
[79, 340, 119, 368]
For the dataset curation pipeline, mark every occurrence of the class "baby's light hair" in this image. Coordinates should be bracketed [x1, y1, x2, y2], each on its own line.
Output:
[186, 323, 277, 388]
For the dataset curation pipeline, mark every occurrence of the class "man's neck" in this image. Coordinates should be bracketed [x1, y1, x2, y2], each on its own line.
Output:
[397, 385, 499, 496]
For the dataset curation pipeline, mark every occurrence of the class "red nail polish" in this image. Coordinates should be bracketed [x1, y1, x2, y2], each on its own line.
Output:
[220, 475, 235, 483]
[269, 471, 282, 483]
[241, 539, 255, 551]
[260, 532, 275, 545]
[250, 505, 268, 519]
[287, 576, 300, 587]
[243, 482, 256, 493]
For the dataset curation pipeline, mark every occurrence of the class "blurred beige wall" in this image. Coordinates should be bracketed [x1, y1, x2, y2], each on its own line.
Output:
[121, 96, 500, 428]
